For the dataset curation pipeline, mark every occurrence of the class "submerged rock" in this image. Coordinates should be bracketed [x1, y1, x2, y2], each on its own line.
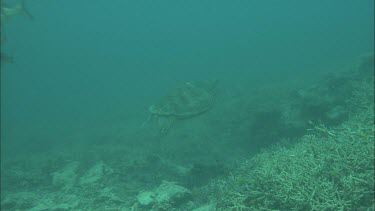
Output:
[137, 191, 155, 207]
[137, 180, 191, 210]
[192, 204, 216, 211]
[79, 161, 113, 186]
[51, 162, 79, 191]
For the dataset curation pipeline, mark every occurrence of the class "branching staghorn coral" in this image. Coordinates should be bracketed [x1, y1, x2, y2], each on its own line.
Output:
[210, 88, 374, 210]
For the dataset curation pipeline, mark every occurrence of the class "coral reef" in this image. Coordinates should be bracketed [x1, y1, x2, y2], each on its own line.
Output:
[209, 61, 374, 210]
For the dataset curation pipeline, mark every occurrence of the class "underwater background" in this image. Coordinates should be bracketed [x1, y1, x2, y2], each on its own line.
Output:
[1, 0, 374, 210]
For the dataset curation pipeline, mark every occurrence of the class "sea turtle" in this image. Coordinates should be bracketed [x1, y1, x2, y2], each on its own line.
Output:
[148, 80, 217, 134]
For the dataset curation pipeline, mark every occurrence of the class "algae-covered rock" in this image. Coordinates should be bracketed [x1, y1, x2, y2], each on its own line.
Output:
[29, 196, 79, 211]
[154, 180, 191, 205]
[79, 161, 113, 186]
[137, 180, 191, 209]
[192, 204, 216, 211]
[51, 162, 79, 191]
[137, 191, 155, 207]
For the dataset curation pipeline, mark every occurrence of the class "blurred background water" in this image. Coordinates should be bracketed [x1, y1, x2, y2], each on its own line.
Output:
[1, 0, 373, 167]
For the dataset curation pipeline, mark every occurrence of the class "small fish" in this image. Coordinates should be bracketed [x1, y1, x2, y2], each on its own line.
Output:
[1, 0, 33, 23]
[1, 52, 14, 63]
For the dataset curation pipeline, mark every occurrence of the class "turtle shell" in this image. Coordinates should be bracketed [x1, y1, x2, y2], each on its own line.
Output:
[149, 80, 217, 118]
